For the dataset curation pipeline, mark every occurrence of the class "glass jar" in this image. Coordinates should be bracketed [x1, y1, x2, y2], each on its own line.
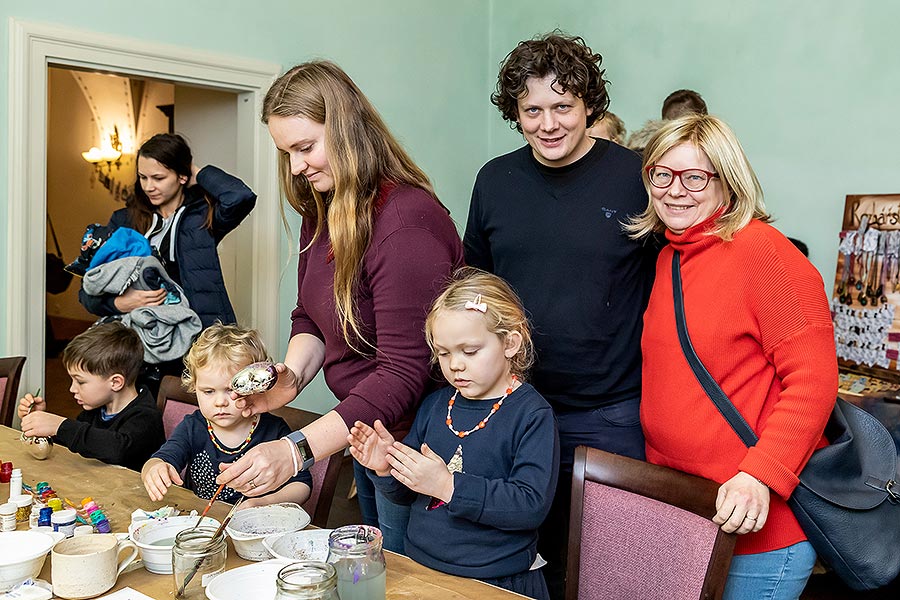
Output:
[172, 526, 227, 600]
[326, 525, 386, 600]
[275, 561, 340, 600]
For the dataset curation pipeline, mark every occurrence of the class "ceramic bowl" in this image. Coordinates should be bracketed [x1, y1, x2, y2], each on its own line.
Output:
[262, 529, 332, 562]
[225, 503, 310, 561]
[128, 515, 220, 574]
[0, 530, 63, 591]
[204, 559, 292, 600]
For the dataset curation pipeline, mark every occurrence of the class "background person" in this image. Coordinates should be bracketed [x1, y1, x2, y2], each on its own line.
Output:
[78, 133, 257, 394]
[587, 110, 625, 144]
[215, 60, 464, 552]
[627, 114, 836, 600]
[661, 88, 708, 120]
[464, 31, 658, 599]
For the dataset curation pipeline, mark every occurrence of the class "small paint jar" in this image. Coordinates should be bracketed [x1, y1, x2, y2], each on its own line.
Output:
[51, 508, 77, 538]
[0, 462, 12, 483]
[47, 497, 63, 512]
[89, 509, 111, 534]
[9, 468, 22, 497]
[39, 506, 53, 527]
[8, 494, 33, 523]
[0, 502, 16, 532]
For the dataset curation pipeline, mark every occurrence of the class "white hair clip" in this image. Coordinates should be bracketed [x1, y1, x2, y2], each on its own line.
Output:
[464, 294, 487, 313]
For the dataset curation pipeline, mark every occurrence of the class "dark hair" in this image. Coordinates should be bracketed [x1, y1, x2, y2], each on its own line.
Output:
[661, 89, 708, 120]
[61, 322, 144, 386]
[491, 31, 609, 133]
[787, 237, 809, 257]
[129, 133, 210, 232]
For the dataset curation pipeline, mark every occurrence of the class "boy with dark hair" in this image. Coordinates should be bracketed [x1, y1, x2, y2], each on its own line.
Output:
[465, 31, 658, 599]
[18, 321, 165, 471]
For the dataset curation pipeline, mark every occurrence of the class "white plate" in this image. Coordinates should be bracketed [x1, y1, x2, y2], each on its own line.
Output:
[205, 559, 292, 600]
[262, 529, 332, 562]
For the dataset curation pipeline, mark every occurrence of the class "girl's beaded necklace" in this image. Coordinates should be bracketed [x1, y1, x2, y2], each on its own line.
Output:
[206, 415, 259, 455]
[445, 375, 518, 438]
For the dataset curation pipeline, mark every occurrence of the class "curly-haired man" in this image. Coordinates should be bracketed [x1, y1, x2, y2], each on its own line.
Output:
[464, 32, 658, 599]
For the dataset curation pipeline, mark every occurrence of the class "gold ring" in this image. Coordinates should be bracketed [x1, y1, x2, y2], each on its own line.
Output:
[249, 479, 256, 488]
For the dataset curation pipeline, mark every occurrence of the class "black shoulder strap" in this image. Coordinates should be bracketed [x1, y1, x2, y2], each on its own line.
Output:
[672, 251, 759, 447]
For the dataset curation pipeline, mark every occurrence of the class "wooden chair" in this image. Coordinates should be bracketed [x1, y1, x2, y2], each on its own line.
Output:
[0, 356, 27, 427]
[567, 446, 737, 600]
[155, 374, 343, 528]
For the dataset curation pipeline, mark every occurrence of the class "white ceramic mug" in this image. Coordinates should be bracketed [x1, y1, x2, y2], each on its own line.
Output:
[51, 533, 138, 599]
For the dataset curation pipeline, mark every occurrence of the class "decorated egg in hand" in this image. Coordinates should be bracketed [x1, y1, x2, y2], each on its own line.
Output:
[230, 361, 278, 396]
[21, 433, 54, 460]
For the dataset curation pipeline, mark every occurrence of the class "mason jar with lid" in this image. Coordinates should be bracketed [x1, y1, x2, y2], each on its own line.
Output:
[172, 526, 227, 599]
[275, 561, 339, 600]
[326, 525, 386, 600]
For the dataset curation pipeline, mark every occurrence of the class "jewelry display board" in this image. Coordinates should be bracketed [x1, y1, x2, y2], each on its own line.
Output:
[832, 194, 900, 449]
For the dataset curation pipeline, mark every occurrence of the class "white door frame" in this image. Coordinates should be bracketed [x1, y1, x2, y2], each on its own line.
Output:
[6, 18, 282, 395]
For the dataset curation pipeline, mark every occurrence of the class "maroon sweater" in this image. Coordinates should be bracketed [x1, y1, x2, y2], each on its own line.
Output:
[290, 184, 464, 434]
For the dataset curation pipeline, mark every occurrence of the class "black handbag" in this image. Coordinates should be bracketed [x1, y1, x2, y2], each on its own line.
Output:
[671, 251, 900, 591]
[46, 214, 73, 295]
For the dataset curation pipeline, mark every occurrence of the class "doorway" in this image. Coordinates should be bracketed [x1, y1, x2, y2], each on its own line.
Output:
[6, 19, 282, 412]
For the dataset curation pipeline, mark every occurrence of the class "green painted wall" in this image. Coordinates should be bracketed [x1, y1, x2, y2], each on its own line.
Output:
[3, 1, 899, 411]
[487, 0, 900, 283]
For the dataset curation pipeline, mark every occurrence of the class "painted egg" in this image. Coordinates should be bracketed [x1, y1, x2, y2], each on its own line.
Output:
[230, 361, 278, 396]
[21, 434, 54, 460]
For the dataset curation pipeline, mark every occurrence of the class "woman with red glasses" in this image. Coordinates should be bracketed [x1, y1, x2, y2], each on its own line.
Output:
[627, 114, 836, 600]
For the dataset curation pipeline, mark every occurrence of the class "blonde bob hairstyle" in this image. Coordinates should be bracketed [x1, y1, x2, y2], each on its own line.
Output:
[262, 61, 436, 348]
[182, 323, 270, 393]
[425, 267, 534, 379]
[626, 114, 770, 241]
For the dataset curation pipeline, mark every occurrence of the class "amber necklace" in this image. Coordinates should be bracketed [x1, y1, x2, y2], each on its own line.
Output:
[206, 416, 259, 455]
[445, 376, 518, 438]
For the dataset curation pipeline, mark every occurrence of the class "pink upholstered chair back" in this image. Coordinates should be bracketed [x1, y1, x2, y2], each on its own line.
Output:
[567, 446, 736, 600]
[0, 356, 27, 427]
[156, 375, 198, 439]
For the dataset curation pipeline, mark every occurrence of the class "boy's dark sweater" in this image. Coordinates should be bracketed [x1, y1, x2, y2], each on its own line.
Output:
[54, 387, 165, 471]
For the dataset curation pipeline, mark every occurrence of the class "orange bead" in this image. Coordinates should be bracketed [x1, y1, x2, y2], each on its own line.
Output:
[478, 423, 485, 428]
[493, 403, 500, 410]
[457, 432, 466, 438]
[446, 418, 452, 425]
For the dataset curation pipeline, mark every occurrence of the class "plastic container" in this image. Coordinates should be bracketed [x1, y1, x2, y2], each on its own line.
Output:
[8, 494, 33, 524]
[172, 526, 227, 599]
[326, 525, 386, 600]
[9, 469, 22, 497]
[0, 503, 16, 533]
[51, 508, 77, 538]
[0, 463, 11, 484]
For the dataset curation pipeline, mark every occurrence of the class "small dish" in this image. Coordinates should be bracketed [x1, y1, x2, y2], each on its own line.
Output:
[225, 503, 310, 561]
[204, 559, 292, 600]
[262, 528, 332, 562]
[0, 530, 61, 592]
[129, 515, 220, 574]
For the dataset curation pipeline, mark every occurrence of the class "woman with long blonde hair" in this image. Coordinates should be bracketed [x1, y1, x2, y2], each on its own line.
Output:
[217, 61, 463, 551]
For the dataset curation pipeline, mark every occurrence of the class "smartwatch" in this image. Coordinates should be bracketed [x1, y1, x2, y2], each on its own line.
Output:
[286, 430, 316, 472]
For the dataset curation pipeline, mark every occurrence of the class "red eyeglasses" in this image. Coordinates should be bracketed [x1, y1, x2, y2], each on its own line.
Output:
[645, 165, 719, 192]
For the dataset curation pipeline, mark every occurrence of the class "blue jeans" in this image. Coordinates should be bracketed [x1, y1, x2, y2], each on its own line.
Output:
[539, 397, 646, 600]
[723, 542, 816, 600]
[351, 459, 411, 554]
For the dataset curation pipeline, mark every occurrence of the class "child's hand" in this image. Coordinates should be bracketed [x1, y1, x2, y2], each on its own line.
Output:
[17, 393, 45, 419]
[141, 459, 183, 502]
[20, 411, 64, 438]
[347, 420, 395, 476]
[386, 442, 454, 503]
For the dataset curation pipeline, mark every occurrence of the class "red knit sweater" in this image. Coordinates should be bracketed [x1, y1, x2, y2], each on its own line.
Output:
[641, 216, 837, 555]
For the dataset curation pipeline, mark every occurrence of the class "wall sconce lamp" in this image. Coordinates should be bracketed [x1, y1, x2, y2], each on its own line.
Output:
[82, 125, 128, 200]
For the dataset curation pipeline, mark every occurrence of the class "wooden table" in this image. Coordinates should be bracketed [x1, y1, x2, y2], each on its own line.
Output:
[1, 426, 525, 598]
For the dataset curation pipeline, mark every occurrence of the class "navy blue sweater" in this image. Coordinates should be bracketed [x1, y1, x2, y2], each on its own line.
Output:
[79, 165, 256, 328]
[152, 411, 312, 504]
[371, 383, 559, 579]
[464, 140, 658, 409]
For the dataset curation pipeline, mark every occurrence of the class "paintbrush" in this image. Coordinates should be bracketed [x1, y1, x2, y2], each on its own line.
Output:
[177, 496, 244, 596]
[195, 482, 226, 528]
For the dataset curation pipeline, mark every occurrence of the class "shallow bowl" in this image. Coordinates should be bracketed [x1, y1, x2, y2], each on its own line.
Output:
[262, 529, 332, 562]
[0, 530, 62, 591]
[225, 503, 310, 561]
[205, 559, 291, 600]
[128, 515, 220, 574]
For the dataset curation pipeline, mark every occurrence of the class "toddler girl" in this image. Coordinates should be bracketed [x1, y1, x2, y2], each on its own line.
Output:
[142, 324, 312, 507]
[349, 268, 559, 600]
